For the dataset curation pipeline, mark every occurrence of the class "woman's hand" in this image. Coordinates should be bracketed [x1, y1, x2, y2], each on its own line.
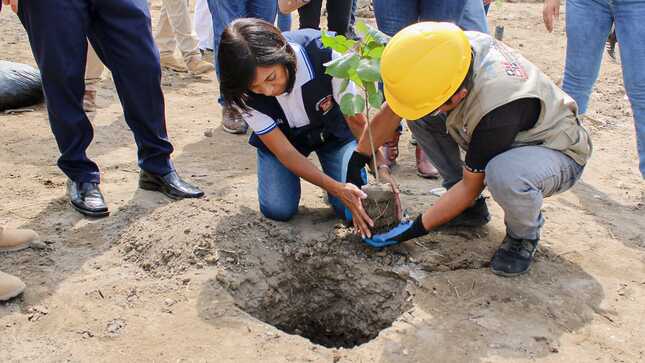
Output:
[543, 0, 560, 33]
[331, 182, 374, 238]
[377, 165, 402, 221]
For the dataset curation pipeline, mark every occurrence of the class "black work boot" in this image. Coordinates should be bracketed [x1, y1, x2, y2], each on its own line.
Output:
[443, 196, 491, 228]
[490, 234, 539, 277]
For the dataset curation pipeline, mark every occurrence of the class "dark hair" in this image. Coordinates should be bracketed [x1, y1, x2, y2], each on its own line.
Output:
[218, 18, 297, 111]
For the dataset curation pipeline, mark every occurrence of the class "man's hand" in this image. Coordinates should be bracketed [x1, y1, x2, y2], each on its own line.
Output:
[2, 0, 19, 13]
[362, 214, 428, 248]
[333, 182, 374, 238]
[543, 0, 560, 32]
[377, 165, 402, 220]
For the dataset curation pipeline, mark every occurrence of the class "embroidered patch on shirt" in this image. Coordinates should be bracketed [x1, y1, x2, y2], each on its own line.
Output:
[316, 95, 334, 115]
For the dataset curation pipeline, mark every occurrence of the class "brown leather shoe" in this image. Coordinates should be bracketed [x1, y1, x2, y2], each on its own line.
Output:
[0, 270, 25, 301]
[186, 55, 214, 75]
[382, 130, 401, 167]
[160, 54, 188, 72]
[415, 145, 439, 179]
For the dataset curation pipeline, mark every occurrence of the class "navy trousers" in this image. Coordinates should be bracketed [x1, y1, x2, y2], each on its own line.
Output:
[17, 0, 174, 183]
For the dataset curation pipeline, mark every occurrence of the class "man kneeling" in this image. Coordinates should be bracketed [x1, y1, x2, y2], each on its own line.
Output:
[347, 22, 592, 277]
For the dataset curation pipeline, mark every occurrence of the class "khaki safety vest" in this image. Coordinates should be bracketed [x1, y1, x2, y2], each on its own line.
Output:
[444, 32, 592, 166]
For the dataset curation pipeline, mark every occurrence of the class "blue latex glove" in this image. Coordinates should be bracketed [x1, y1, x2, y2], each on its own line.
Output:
[362, 215, 428, 249]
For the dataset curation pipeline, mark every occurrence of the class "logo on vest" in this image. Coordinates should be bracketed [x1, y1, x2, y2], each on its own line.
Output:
[316, 95, 334, 115]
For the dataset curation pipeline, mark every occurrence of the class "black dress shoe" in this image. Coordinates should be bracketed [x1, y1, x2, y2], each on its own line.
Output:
[67, 180, 109, 218]
[139, 170, 204, 199]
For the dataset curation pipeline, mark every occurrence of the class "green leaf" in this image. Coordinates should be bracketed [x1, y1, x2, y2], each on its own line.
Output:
[321, 31, 357, 53]
[366, 45, 384, 59]
[368, 90, 384, 109]
[347, 68, 363, 88]
[356, 58, 381, 83]
[324, 53, 360, 79]
[366, 27, 390, 45]
[365, 82, 384, 109]
[340, 78, 350, 93]
[340, 93, 365, 116]
[355, 21, 369, 37]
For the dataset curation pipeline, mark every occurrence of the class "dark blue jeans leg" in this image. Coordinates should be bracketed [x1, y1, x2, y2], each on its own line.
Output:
[17, 0, 100, 183]
[89, 0, 174, 176]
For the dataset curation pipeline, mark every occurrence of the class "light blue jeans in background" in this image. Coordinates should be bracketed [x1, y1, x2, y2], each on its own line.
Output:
[373, 0, 487, 35]
[257, 140, 363, 222]
[277, 12, 292, 31]
[206, 0, 277, 104]
[563, 0, 645, 177]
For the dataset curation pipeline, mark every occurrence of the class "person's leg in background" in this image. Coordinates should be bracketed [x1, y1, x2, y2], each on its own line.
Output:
[156, 0, 214, 75]
[84, 43, 105, 112]
[18, 0, 101, 184]
[89, 0, 202, 199]
[207, 0, 276, 135]
[325, 0, 353, 35]
[562, 0, 613, 114]
[193, 0, 214, 52]
[246, 0, 277, 25]
[419, 0, 468, 23]
[373, 0, 419, 36]
[277, 11, 292, 32]
[257, 148, 302, 221]
[613, 1, 645, 178]
[155, 2, 186, 72]
[88, 0, 175, 178]
[373, 0, 439, 178]
[484, 0, 491, 15]
[207, 0, 249, 134]
[458, 0, 489, 33]
[298, 0, 323, 30]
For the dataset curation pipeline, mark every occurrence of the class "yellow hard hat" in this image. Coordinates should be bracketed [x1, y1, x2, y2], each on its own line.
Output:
[381, 22, 472, 120]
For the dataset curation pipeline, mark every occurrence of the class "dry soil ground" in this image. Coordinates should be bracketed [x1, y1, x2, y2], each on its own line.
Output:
[1, 2, 644, 362]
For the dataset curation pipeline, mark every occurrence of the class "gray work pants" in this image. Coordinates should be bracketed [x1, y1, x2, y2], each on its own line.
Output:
[407, 116, 584, 240]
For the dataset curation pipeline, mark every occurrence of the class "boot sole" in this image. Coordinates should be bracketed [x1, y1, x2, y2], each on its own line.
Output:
[416, 171, 439, 179]
[221, 125, 248, 135]
[70, 201, 110, 218]
[490, 263, 533, 277]
[161, 64, 188, 73]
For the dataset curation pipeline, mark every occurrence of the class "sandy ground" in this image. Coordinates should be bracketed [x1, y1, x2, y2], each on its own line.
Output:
[1, 2, 644, 362]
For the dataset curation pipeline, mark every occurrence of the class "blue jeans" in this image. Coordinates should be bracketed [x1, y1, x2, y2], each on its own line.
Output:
[257, 140, 361, 221]
[277, 12, 291, 32]
[459, 0, 489, 33]
[563, 0, 645, 177]
[373, 0, 468, 36]
[206, 0, 277, 104]
[408, 117, 584, 240]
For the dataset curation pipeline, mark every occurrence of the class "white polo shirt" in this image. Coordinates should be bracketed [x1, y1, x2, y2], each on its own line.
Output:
[242, 42, 359, 136]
